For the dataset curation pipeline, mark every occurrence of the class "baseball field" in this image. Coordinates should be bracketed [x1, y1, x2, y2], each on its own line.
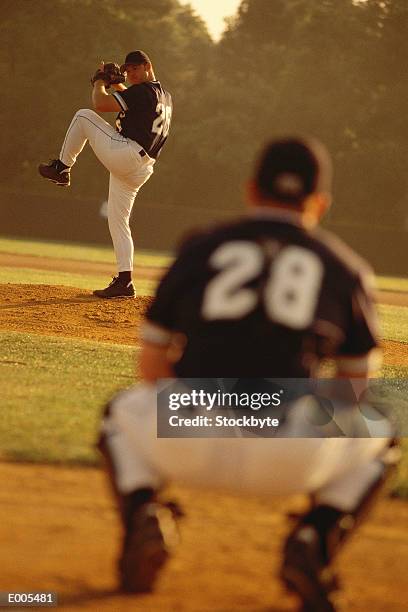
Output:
[1, 236, 407, 611]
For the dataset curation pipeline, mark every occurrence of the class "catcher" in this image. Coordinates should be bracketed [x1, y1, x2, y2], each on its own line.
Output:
[99, 137, 399, 611]
[39, 51, 172, 299]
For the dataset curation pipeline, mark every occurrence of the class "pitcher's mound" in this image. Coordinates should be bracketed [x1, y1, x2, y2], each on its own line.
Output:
[0, 284, 152, 344]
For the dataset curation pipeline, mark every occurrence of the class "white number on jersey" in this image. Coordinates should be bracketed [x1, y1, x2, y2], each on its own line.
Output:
[264, 246, 324, 328]
[201, 241, 324, 330]
[201, 242, 263, 319]
[152, 102, 172, 136]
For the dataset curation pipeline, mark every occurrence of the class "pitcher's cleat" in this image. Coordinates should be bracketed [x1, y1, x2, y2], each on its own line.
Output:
[38, 159, 71, 186]
[93, 277, 136, 299]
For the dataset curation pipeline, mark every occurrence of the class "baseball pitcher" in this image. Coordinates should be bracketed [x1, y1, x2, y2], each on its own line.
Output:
[39, 51, 172, 299]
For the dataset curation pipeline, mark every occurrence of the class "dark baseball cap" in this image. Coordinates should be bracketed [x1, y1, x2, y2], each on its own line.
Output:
[120, 50, 151, 72]
[254, 137, 332, 205]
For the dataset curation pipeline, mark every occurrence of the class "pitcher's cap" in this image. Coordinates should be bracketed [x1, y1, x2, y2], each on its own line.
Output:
[121, 50, 151, 72]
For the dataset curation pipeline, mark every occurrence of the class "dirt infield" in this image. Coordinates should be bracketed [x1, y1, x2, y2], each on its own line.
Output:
[1, 463, 407, 611]
[0, 284, 151, 345]
[1, 259, 407, 610]
[0, 284, 406, 366]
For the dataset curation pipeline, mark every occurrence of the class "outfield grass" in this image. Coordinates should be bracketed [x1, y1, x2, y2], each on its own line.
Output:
[0, 328, 406, 496]
[0, 236, 172, 268]
[0, 331, 137, 464]
[378, 305, 408, 344]
[376, 276, 408, 292]
[1, 236, 407, 291]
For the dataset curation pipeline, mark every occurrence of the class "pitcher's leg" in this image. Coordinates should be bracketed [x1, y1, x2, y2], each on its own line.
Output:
[93, 165, 153, 298]
[39, 109, 128, 189]
[106, 164, 153, 273]
[59, 108, 119, 168]
[107, 174, 139, 273]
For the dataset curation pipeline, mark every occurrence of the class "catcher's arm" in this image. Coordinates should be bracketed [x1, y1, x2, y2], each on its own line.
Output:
[139, 322, 186, 382]
[140, 341, 175, 382]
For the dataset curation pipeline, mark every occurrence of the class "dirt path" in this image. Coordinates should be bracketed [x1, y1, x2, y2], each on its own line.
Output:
[1, 462, 407, 611]
[0, 252, 407, 306]
[0, 252, 165, 280]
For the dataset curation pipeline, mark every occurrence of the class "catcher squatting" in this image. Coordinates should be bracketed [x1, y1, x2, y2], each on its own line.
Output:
[39, 51, 172, 299]
[97, 138, 399, 611]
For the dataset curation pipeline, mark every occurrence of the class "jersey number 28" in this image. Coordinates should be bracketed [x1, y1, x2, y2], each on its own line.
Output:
[201, 241, 324, 330]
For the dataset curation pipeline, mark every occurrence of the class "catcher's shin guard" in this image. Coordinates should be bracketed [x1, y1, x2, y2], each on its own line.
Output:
[97, 421, 183, 593]
[281, 523, 338, 612]
[281, 440, 400, 611]
[119, 500, 181, 593]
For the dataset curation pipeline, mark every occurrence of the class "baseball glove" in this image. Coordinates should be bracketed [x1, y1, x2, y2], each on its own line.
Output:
[91, 62, 125, 88]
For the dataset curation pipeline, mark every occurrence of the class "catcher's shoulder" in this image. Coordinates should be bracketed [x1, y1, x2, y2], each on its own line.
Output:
[314, 225, 375, 279]
[175, 216, 249, 254]
[104, 384, 149, 416]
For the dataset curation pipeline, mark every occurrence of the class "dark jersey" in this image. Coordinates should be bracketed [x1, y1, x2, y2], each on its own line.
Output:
[112, 81, 172, 159]
[144, 210, 379, 377]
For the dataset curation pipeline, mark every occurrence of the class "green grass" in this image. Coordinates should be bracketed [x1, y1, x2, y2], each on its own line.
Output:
[0, 236, 172, 267]
[1, 236, 406, 289]
[0, 266, 157, 296]
[0, 331, 138, 464]
[378, 305, 408, 344]
[376, 276, 408, 292]
[0, 328, 406, 496]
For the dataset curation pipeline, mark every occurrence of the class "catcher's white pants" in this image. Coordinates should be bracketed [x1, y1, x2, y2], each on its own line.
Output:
[59, 109, 155, 272]
[101, 383, 393, 513]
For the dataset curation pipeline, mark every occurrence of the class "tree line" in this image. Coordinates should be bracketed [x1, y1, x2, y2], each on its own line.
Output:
[1, 0, 407, 231]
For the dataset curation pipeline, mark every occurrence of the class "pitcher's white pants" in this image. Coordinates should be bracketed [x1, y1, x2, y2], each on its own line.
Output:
[101, 383, 392, 513]
[59, 109, 155, 272]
